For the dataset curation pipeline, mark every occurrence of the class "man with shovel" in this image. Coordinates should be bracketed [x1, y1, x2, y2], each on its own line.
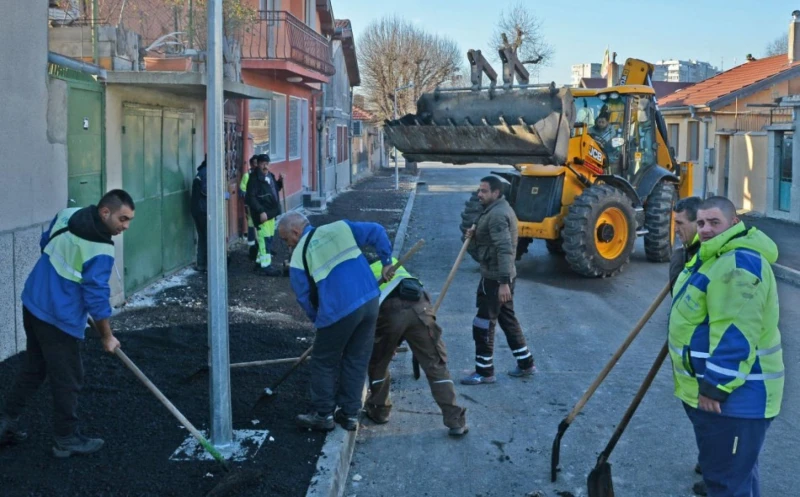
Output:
[0, 190, 133, 457]
[365, 259, 469, 437]
[278, 212, 394, 432]
[669, 196, 784, 497]
[461, 175, 535, 385]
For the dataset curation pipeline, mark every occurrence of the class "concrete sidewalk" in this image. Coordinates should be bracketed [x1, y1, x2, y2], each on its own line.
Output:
[742, 214, 800, 286]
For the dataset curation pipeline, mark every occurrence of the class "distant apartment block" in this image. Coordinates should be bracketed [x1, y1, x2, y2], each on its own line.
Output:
[571, 63, 601, 86]
[653, 59, 719, 83]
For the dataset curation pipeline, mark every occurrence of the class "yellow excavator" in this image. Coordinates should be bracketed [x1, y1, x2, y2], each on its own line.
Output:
[385, 50, 693, 277]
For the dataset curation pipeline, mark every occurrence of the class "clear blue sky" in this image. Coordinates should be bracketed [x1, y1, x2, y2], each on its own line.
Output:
[334, 0, 797, 85]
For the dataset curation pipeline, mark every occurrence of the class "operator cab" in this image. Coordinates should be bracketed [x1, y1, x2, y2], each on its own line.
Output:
[573, 87, 658, 183]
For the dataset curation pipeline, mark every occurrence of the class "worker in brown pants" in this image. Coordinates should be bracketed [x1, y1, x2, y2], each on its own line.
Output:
[365, 260, 468, 437]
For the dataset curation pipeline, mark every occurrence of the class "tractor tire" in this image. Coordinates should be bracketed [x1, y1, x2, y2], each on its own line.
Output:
[460, 191, 483, 263]
[644, 180, 677, 263]
[545, 238, 564, 255]
[562, 184, 637, 278]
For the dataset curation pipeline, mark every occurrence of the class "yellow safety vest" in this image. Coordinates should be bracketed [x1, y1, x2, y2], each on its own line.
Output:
[369, 258, 416, 304]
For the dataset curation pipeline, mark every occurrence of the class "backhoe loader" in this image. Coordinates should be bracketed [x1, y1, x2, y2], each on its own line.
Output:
[385, 50, 693, 278]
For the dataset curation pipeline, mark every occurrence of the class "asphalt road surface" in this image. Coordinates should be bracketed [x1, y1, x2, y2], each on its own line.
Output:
[346, 164, 798, 497]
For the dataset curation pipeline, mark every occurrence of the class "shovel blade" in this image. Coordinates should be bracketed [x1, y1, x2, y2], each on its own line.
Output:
[587, 462, 615, 497]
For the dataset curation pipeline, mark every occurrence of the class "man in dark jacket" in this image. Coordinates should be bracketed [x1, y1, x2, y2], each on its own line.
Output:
[461, 176, 534, 385]
[670, 196, 702, 285]
[0, 190, 133, 457]
[190, 157, 208, 271]
[246, 154, 283, 276]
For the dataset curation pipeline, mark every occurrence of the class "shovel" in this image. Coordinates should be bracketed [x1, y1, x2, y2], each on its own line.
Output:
[551, 281, 671, 481]
[114, 347, 262, 496]
[586, 341, 670, 497]
[412, 226, 474, 380]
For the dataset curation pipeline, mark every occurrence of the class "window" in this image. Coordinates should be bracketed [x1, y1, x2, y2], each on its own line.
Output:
[778, 132, 793, 212]
[688, 121, 699, 160]
[249, 99, 270, 157]
[305, 0, 315, 26]
[668, 123, 679, 157]
[289, 97, 301, 160]
[336, 125, 349, 163]
[270, 93, 286, 162]
[260, 0, 278, 11]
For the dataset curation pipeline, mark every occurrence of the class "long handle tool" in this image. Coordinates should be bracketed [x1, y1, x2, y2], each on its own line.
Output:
[413, 226, 473, 379]
[586, 341, 670, 497]
[550, 281, 670, 481]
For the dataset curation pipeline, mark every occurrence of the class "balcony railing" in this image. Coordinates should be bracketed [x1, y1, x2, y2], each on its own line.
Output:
[715, 108, 793, 132]
[238, 11, 334, 77]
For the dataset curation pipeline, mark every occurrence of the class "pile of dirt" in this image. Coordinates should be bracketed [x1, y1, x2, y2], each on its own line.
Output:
[0, 322, 322, 497]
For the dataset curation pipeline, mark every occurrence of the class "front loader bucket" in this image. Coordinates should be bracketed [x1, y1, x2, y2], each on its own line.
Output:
[385, 86, 575, 167]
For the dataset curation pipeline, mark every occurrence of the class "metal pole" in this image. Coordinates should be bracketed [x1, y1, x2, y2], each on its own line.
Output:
[206, 0, 232, 448]
[393, 91, 398, 190]
[91, 0, 99, 65]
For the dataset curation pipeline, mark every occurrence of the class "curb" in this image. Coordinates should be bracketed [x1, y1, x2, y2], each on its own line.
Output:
[304, 174, 420, 497]
[773, 263, 800, 287]
[392, 174, 420, 258]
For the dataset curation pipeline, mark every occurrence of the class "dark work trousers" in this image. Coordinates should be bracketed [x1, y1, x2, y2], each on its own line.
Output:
[684, 404, 773, 497]
[193, 213, 207, 269]
[310, 297, 380, 416]
[473, 278, 534, 377]
[4, 307, 83, 437]
[366, 293, 466, 429]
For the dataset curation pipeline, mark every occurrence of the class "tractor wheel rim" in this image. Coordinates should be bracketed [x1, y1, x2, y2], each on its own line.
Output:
[595, 207, 628, 259]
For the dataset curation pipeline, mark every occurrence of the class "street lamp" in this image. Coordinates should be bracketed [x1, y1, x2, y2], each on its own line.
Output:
[393, 83, 414, 190]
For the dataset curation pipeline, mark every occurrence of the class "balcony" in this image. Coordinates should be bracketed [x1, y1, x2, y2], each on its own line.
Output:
[238, 11, 334, 82]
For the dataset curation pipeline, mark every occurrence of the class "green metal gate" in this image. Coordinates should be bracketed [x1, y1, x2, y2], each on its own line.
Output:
[121, 105, 195, 293]
[49, 64, 105, 209]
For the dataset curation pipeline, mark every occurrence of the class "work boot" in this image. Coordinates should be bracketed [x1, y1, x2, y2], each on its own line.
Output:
[364, 406, 390, 425]
[334, 410, 359, 431]
[508, 365, 536, 378]
[448, 425, 470, 438]
[262, 266, 282, 277]
[692, 480, 708, 496]
[248, 245, 258, 261]
[0, 415, 28, 447]
[460, 372, 496, 385]
[52, 431, 104, 458]
[296, 412, 334, 432]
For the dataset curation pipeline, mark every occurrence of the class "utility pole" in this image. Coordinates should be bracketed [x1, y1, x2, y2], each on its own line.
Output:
[392, 83, 414, 190]
[206, 0, 232, 448]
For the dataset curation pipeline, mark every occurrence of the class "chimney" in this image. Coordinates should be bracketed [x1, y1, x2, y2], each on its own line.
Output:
[789, 10, 800, 63]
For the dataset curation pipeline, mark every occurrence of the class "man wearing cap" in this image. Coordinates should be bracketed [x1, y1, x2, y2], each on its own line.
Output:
[239, 155, 259, 261]
[246, 153, 283, 276]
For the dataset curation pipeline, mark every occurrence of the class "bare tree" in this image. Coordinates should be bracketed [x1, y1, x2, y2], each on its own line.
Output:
[358, 16, 463, 122]
[489, 2, 553, 79]
[764, 31, 789, 56]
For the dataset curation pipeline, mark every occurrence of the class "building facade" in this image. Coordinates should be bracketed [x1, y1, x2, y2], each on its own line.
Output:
[653, 59, 719, 83]
[571, 63, 601, 86]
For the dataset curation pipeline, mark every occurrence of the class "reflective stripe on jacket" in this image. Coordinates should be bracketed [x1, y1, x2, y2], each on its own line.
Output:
[369, 258, 416, 304]
[668, 222, 783, 419]
[289, 220, 391, 328]
[21, 207, 115, 339]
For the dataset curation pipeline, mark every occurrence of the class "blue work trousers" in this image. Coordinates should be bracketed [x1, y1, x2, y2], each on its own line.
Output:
[684, 403, 772, 497]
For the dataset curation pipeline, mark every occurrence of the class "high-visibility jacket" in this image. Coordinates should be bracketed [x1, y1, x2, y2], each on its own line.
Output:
[239, 170, 250, 193]
[289, 220, 392, 328]
[668, 222, 784, 419]
[369, 258, 418, 304]
[21, 206, 115, 339]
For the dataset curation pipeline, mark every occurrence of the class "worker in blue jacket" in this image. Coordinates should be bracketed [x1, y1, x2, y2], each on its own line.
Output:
[278, 212, 394, 432]
[0, 190, 134, 458]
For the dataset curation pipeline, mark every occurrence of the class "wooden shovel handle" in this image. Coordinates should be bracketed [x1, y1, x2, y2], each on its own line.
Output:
[565, 281, 671, 423]
[433, 225, 474, 314]
[115, 348, 227, 465]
